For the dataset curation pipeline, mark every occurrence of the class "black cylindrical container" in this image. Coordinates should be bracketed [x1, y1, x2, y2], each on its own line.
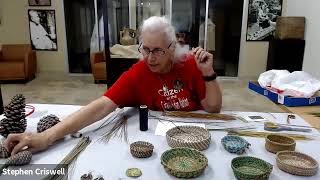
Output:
[139, 105, 148, 131]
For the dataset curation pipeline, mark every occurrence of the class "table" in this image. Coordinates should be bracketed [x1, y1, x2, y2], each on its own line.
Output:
[1, 104, 320, 180]
[279, 105, 320, 129]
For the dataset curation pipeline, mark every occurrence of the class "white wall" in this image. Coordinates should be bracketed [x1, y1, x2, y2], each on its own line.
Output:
[238, 0, 268, 79]
[239, 0, 320, 80]
[285, 0, 320, 79]
[238, 0, 287, 79]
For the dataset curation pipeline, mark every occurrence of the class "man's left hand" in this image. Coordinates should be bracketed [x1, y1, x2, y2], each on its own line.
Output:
[192, 47, 214, 76]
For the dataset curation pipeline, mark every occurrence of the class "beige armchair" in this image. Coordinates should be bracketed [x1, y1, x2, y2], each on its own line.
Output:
[0, 44, 37, 81]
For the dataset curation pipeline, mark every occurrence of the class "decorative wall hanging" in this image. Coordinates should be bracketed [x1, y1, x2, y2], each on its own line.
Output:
[120, 28, 137, 46]
[28, 0, 51, 6]
[0, 6, 2, 25]
[246, 0, 283, 41]
[28, 9, 58, 51]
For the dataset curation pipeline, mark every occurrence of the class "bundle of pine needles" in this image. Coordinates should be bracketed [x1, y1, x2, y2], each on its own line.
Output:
[164, 111, 235, 121]
[228, 130, 312, 140]
[43, 137, 91, 180]
[94, 108, 124, 132]
[99, 115, 128, 143]
[309, 112, 320, 118]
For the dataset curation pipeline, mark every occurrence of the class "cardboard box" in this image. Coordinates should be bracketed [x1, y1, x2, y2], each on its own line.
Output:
[248, 81, 320, 107]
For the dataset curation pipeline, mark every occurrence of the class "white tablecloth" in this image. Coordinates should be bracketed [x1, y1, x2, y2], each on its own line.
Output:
[1, 104, 320, 180]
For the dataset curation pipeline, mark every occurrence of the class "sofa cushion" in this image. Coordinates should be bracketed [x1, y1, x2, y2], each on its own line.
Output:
[0, 62, 25, 79]
[1, 44, 31, 60]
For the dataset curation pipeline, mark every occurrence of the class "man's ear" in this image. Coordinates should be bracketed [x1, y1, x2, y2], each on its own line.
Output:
[169, 42, 177, 52]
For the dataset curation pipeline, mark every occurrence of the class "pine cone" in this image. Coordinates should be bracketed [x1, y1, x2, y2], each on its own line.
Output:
[0, 144, 10, 158]
[4, 94, 26, 119]
[0, 117, 26, 138]
[0, 94, 27, 138]
[37, 114, 61, 133]
[94, 177, 104, 180]
[6, 151, 32, 166]
[0, 150, 32, 175]
[81, 172, 93, 180]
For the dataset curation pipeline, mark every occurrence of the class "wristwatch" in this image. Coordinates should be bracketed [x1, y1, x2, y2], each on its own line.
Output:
[203, 72, 217, 82]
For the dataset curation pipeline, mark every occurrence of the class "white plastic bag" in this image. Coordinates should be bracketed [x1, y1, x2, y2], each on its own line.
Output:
[258, 70, 290, 88]
[272, 71, 320, 98]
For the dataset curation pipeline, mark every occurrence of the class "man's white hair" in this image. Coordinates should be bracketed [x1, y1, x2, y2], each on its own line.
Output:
[140, 16, 188, 62]
[140, 16, 176, 45]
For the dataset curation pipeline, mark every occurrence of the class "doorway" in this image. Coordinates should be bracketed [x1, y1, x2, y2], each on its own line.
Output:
[172, 0, 244, 76]
[64, 0, 96, 73]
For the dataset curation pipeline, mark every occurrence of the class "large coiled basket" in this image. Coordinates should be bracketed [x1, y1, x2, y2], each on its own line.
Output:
[161, 147, 208, 178]
[276, 151, 319, 176]
[166, 126, 211, 151]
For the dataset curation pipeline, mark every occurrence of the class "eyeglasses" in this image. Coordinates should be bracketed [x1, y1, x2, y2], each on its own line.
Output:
[138, 42, 173, 57]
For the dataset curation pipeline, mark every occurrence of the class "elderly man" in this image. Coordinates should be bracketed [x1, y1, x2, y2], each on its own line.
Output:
[5, 16, 222, 155]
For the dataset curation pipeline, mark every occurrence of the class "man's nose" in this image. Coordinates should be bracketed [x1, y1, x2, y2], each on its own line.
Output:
[147, 52, 156, 61]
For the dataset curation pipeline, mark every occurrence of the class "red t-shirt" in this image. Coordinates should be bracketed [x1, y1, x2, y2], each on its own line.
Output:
[104, 54, 206, 111]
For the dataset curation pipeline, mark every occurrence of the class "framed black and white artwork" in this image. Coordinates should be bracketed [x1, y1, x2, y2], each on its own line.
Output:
[0, 7, 2, 25]
[28, 9, 57, 51]
[246, 0, 282, 41]
[28, 0, 51, 6]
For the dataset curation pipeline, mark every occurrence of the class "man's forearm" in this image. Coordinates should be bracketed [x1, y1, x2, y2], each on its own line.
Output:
[45, 96, 117, 144]
[202, 80, 222, 113]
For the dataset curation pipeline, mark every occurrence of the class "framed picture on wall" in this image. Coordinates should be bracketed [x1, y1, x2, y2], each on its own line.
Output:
[28, 0, 51, 6]
[0, 5, 2, 25]
[246, 0, 283, 41]
[28, 9, 58, 51]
